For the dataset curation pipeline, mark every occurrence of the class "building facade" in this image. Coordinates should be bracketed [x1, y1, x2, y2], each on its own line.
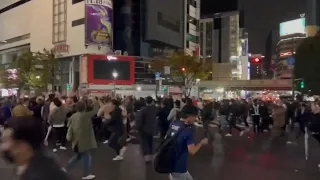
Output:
[276, 17, 306, 79]
[200, 11, 248, 80]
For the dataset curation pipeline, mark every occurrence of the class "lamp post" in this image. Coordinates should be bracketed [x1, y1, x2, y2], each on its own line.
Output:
[112, 71, 118, 95]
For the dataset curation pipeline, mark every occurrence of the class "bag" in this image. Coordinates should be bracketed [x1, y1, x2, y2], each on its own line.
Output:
[153, 125, 186, 173]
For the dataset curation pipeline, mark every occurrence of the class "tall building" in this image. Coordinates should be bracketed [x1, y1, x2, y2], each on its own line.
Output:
[200, 11, 249, 80]
[264, 29, 279, 78]
[276, 17, 306, 79]
[199, 18, 214, 62]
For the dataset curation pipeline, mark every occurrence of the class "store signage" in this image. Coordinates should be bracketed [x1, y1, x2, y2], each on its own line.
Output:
[53, 44, 70, 54]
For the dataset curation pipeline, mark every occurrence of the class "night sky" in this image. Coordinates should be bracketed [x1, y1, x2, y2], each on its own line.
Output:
[201, 0, 305, 54]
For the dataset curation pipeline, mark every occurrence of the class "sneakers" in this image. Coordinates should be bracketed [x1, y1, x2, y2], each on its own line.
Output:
[53, 148, 58, 152]
[82, 174, 96, 180]
[119, 147, 127, 157]
[59, 146, 67, 150]
[225, 133, 232, 137]
[112, 155, 123, 161]
[103, 140, 109, 144]
[239, 131, 245, 136]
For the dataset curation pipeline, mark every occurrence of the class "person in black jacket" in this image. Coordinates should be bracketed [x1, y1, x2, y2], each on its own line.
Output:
[226, 99, 244, 136]
[0, 116, 70, 180]
[136, 96, 157, 163]
[296, 103, 311, 139]
[105, 99, 124, 161]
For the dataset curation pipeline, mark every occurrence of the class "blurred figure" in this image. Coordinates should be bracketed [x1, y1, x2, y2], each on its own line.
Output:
[31, 96, 44, 121]
[64, 100, 99, 180]
[48, 98, 68, 152]
[271, 103, 286, 137]
[0, 117, 70, 180]
[12, 98, 34, 117]
[136, 96, 157, 163]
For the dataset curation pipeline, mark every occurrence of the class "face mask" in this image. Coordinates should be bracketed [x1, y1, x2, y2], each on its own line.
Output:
[1, 150, 15, 163]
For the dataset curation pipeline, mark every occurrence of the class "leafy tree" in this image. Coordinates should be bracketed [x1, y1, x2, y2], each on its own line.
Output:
[294, 34, 320, 94]
[2, 49, 59, 91]
[151, 52, 212, 96]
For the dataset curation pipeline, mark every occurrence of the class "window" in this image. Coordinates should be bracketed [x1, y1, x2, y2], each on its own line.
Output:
[0, 0, 31, 14]
[72, 18, 84, 27]
[157, 12, 180, 33]
[72, 0, 83, 4]
[53, 0, 67, 43]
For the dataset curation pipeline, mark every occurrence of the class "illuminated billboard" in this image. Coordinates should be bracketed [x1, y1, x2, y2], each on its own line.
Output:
[279, 18, 306, 36]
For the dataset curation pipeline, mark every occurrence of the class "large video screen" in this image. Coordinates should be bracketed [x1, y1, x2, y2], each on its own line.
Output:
[93, 60, 130, 81]
[279, 18, 306, 36]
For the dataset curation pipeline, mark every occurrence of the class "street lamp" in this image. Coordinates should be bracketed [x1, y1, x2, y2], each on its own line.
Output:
[112, 71, 118, 95]
[36, 76, 40, 79]
[136, 86, 141, 91]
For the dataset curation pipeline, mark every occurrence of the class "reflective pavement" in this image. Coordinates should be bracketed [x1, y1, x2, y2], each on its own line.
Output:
[1, 128, 320, 180]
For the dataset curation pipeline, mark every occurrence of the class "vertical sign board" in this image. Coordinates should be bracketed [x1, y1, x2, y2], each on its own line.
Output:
[85, 0, 113, 49]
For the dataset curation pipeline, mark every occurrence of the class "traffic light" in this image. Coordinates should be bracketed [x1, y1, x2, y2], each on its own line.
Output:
[300, 81, 305, 89]
[66, 84, 71, 90]
[161, 86, 167, 91]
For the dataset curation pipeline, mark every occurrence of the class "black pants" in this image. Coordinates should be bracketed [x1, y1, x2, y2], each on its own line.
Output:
[203, 120, 214, 140]
[252, 116, 261, 133]
[139, 132, 153, 156]
[52, 127, 66, 148]
[103, 124, 111, 141]
[228, 116, 242, 134]
[109, 132, 122, 155]
[159, 122, 169, 140]
[242, 115, 249, 128]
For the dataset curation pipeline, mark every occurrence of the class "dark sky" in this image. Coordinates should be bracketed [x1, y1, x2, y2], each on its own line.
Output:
[201, 0, 305, 54]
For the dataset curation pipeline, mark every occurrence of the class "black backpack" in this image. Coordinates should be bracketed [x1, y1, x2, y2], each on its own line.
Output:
[153, 125, 186, 173]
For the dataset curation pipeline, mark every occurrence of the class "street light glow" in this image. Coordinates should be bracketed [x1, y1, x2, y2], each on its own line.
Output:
[36, 76, 40, 79]
[112, 71, 118, 79]
[136, 86, 141, 91]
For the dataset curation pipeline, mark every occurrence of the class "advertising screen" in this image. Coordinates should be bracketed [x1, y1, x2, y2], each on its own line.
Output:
[93, 61, 130, 81]
[88, 55, 135, 85]
[279, 18, 306, 36]
[85, 0, 113, 48]
[145, 0, 184, 48]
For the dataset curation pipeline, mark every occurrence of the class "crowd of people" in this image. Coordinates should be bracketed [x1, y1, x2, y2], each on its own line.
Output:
[0, 94, 319, 180]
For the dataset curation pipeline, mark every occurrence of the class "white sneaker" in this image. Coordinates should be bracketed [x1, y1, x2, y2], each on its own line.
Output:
[82, 174, 95, 180]
[53, 148, 58, 152]
[239, 131, 245, 136]
[126, 138, 131, 142]
[59, 146, 67, 150]
[119, 147, 127, 157]
[225, 133, 232, 137]
[286, 141, 293, 144]
[112, 155, 123, 161]
[103, 140, 108, 144]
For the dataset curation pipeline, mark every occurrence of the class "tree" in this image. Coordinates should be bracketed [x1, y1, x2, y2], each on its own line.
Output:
[151, 52, 212, 96]
[294, 34, 320, 94]
[2, 49, 59, 91]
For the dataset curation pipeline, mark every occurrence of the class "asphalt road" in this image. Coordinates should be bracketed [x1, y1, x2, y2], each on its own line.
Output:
[1, 127, 320, 180]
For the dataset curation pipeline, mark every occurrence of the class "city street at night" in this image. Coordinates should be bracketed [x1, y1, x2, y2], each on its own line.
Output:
[1, 129, 320, 180]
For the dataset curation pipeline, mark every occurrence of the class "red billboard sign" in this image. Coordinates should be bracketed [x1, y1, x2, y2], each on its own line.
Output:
[87, 55, 135, 85]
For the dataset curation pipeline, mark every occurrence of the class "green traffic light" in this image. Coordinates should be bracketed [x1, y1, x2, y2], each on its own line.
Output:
[300, 81, 304, 89]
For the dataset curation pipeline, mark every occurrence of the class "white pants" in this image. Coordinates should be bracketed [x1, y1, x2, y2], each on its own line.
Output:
[169, 172, 193, 180]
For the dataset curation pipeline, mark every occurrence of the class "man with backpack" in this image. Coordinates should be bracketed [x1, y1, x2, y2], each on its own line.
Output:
[154, 104, 208, 180]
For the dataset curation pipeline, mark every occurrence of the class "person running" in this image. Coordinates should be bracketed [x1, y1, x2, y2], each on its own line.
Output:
[168, 104, 208, 180]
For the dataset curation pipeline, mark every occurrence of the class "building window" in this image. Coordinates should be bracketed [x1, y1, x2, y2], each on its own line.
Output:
[53, 0, 67, 44]
[72, 0, 83, 4]
[72, 18, 85, 27]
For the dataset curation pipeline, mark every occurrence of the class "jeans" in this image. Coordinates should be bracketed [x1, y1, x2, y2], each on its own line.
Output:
[170, 172, 193, 180]
[65, 151, 92, 177]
